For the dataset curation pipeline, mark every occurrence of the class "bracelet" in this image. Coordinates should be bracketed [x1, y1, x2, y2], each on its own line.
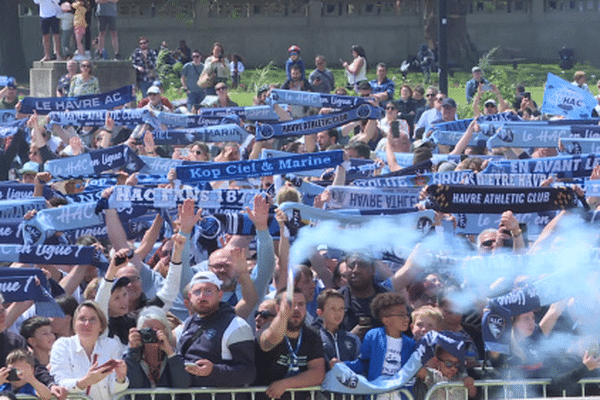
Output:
[511, 228, 522, 238]
[104, 277, 115, 282]
[170, 261, 182, 265]
[103, 127, 113, 133]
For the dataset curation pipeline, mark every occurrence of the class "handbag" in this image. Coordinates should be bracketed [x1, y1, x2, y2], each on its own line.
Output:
[197, 65, 216, 89]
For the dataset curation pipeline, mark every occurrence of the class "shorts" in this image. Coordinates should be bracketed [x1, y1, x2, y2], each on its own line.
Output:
[40, 16, 60, 35]
[74, 26, 86, 38]
[98, 16, 117, 32]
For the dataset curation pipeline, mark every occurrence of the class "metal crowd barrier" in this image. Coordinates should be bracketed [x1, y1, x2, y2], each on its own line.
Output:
[16, 395, 93, 400]
[424, 378, 600, 400]
[112, 387, 415, 400]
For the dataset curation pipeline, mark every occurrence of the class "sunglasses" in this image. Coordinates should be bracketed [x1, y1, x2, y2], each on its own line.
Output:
[426, 93, 435, 97]
[216, 86, 227, 91]
[192, 55, 201, 58]
[386, 107, 397, 110]
[254, 310, 275, 319]
[485, 103, 496, 108]
[480, 239, 495, 248]
[437, 358, 463, 369]
[435, 97, 444, 102]
[81, 64, 91, 68]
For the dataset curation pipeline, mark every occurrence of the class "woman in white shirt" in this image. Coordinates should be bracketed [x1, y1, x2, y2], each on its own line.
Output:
[342, 45, 368, 91]
[50, 301, 129, 400]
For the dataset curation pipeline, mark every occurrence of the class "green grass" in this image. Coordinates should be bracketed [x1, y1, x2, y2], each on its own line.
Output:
[165, 62, 600, 118]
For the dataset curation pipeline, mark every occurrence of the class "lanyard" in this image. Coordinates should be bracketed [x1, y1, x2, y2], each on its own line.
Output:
[284, 328, 303, 375]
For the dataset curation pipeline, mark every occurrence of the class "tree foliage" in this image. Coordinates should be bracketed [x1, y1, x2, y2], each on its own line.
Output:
[0, 0, 28, 81]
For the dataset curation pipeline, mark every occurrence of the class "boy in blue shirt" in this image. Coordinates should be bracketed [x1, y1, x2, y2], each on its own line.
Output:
[0, 349, 52, 400]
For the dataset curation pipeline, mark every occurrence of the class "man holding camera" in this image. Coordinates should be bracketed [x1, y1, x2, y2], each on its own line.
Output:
[177, 271, 256, 391]
[465, 66, 489, 103]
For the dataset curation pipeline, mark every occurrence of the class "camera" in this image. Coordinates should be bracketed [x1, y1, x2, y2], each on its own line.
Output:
[115, 249, 134, 266]
[7, 368, 20, 382]
[139, 327, 158, 343]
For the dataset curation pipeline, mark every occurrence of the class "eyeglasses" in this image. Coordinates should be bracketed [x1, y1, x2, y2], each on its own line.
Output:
[192, 55, 201, 58]
[254, 310, 276, 319]
[485, 103, 496, 108]
[386, 107, 397, 110]
[215, 86, 227, 91]
[426, 93, 435, 97]
[437, 357, 463, 369]
[480, 239, 495, 248]
[76, 316, 99, 324]
[81, 65, 91, 68]
[191, 288, 216, 297]
[435, 97, 444, 102]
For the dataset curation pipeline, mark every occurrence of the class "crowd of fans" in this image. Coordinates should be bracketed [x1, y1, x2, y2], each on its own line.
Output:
[1, 36, 600, 400]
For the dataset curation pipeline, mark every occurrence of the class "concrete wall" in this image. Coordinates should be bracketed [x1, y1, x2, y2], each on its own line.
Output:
[18, 0, 600, 76]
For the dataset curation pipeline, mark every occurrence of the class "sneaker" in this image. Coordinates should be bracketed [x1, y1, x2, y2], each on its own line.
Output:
[113, 53, 121, 60]
[85, 50, 91, 57]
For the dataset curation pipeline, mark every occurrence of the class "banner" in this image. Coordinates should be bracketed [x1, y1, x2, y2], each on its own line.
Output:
[268, 89, 369, 109]
[0, 219, 30, 244]
[0, 268, 64, 317]
[176, 150, 344, 183]
[20, 85, 136, 115]
[541, 73, 596, 118]
[453, 211, 559, 235]
[47, 108, 151, 128]
[255, 105, 381, 141]
[0, 182, 58, 201]
[262, 149, 376, 178]
[0, 198, 47, 219]
[152, 124, 248, 145]
[560, 138, 600, 155]
[322, 331, 469, 395]
[0, 244, 109, 270]
[353, 170, 475, 188]
[426, 184, 577, 214]
[481, 153, 600, 179]
[45, 144, 145, 178]
[326, 186, 421, 210]
[584, 179, 600, 196]
[0, 118, 27, 139]
[198, 105, 280, 121]
[108, 186, 259, 210]
[155, 111, 240, 128]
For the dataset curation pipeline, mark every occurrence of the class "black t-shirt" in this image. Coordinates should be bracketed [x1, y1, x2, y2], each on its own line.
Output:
[254, 325, 323, 386]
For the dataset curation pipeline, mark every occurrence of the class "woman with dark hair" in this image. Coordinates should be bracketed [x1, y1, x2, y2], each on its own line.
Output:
[68, 60, 99, 97]
[342, 45, 367, 91]
[204, 42, 231, 95]
[394, 84, 417, 136]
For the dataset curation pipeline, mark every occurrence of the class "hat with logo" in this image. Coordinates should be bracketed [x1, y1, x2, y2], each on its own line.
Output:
[190, 271, 222, 290]
[19, 161, 40, 175]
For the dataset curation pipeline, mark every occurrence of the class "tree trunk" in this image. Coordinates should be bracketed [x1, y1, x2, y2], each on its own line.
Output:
[0, 0, 28, 82]
[423, 0, 478, 68]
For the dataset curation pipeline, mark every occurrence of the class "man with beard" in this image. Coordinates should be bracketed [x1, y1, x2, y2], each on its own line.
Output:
[178, 271, 256, 390]
[255, 288, 325, 400]
[338, 253, 388, 340]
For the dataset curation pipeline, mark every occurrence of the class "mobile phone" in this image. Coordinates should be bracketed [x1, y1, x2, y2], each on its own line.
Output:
[7, 368, 19, 381]
[523, 91, 531, 99]
[185, 362, 197, 368]
[98, 359, 118, 372]
[391, 120, 400, 138]
[480, 83, 492, 92]
[115, 248, 134, 265]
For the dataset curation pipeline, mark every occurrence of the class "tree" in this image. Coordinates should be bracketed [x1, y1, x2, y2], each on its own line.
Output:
[423, 0, 478, 68]
[0, 0, 28, 81]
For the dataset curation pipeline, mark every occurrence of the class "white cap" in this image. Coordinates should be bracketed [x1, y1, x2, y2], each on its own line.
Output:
[190, 271, 222, 290]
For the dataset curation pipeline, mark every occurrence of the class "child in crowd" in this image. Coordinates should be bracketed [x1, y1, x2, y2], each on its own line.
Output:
[285, 45, 305, 81]
[19, 316, 56, 368]
[0, 349, 52, 400]
[416, 345, 476, 400]
[72, 0, 89, 60]
[411, 305, 443, 342]
[345, 292, 416, 400]
[314, 289, 361, 369]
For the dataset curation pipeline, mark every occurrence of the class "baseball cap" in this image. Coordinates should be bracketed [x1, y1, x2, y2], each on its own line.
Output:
[472, 66, 482, 73]
[19, 161, 40, 175]
[484, 99, 497, 107]
[111, 277, 131, 293]
[152, 80, 162, 87]
[441, 98, 457, 108]
[147, 86, 161, 95]
[257, 85, 269, 96]
[190, 271, 222, 290]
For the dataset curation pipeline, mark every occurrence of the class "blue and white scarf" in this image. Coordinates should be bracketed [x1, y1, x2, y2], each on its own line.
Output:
[0, 110, 16, 123]
[0, 268, 64, 317]
[268, 89, 369, 109]
[20, 85, 136, 114]
[453, 211, 559, 235]
[45, 144, 145, 179]
[154, 111, 241, 128]
[176, 150, 344, 183]
[199, 105, 280, 121]
[0, 244, 109, 270]
[152, 124, 249, 145]
[256, 105, 381, 141]
[0, 118, 27, 139]
[0, 198, 47, 219]
[326, 186, 421, 210]
[47, 108, 152, 128]
[560, 137, 600, 155]
[353, 170, 475, 188]
[482, 153, 600, 179]
[0, 182, 58, 200]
